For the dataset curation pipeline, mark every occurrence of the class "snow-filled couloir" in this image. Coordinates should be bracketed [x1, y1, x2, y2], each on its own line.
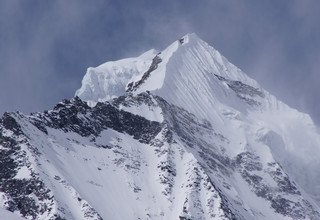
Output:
[1, 33, 320, 220]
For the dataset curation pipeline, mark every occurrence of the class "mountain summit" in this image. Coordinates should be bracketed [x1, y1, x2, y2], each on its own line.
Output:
[1, 34, 320, 219]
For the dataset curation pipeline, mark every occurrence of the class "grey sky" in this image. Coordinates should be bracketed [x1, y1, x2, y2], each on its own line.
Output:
[0, 0, 319, 124]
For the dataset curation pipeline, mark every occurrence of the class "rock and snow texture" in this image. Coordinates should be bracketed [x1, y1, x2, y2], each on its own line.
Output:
[1, 33, 320, 219]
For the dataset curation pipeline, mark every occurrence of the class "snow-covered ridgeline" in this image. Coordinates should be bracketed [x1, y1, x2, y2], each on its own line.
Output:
[77, 33, 320, 206]
[1, 33, 320, 219]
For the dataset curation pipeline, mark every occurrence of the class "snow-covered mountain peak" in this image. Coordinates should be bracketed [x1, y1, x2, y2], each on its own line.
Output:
[4, 33, 320, 219]
[178, 32, 209, 46]
[76, 33, 261, 105]
[180, 32, 199, 41]
[74, 34, 320, 216]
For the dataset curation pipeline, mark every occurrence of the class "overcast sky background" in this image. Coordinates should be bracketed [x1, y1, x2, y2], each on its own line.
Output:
[0, 0, 319, 124]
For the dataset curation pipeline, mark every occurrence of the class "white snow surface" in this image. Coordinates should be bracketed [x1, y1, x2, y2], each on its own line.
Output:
[76, 48, 157, 104]
[77, 33, 320, 206]
[0, 208, 24, 220]
[2, 33, 320, 219]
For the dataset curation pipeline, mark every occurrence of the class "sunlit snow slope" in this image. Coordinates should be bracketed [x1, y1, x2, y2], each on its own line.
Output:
[79, 33, 320, 207]
[1, 33, 320, 220]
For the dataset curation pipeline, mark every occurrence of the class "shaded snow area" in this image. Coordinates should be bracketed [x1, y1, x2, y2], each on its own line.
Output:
[1, 34, 320, 219]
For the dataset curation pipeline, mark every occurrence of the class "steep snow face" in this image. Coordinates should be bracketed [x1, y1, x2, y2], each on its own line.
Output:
[0, 97, 238, 219]
[143, 34, 320, 206]
[75, 49, 157, 105]
[129, 33, 263, 115]
[1, 95, 319, 220]
[2, 34, 320, 219]
[75, 33, 320, 209]
[77, 33, 320, 205]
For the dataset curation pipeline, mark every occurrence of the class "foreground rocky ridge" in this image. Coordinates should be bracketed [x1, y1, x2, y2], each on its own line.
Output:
[0, 92, 319, 219]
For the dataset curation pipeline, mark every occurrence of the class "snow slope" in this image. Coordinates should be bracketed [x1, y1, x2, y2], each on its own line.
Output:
[1, 34, 320, 219]
[78, 33, 320, 207]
